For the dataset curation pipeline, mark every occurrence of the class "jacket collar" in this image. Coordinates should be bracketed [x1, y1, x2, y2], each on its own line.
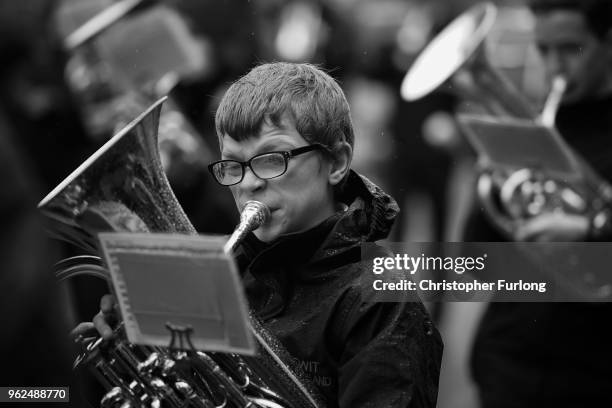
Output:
[311, 170, 399, 262]
[238, 170, 399, 274]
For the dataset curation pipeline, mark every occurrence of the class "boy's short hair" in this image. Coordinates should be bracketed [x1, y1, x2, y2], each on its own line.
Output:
[215, 62, 354, 150]
[528, 0, 612, 39]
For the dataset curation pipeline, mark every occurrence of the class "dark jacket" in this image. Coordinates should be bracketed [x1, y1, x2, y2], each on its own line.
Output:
[236, 171, 443, 408]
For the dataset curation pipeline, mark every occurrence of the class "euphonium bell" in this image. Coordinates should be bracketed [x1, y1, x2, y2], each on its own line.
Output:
[39, 97, 189, 253]
[39, 97, 323, 408]
[400, 2, 538, 120]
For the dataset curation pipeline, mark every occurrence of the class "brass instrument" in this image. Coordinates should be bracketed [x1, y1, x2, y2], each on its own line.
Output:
[39, 98, 323, 408]
[400, 2, 538, 120]
[59, 0, 215, 186]
[400, 2, 612, 239]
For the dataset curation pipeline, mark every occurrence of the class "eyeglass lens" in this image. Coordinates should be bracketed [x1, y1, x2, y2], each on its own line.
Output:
[214, 152, 288, 185]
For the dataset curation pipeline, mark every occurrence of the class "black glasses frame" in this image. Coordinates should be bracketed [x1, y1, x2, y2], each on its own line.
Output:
[208, 143, 328, 186]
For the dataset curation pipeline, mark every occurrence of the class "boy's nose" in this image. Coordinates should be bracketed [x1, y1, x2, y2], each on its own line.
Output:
[240, 166, 265, 193]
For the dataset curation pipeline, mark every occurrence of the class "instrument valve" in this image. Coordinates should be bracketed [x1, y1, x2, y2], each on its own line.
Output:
[138, 352, 161, 375]
[101, 386, 126, 408]
[149, 377, 173, 396]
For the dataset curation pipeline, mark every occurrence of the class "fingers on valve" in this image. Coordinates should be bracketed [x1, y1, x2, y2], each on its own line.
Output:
[93, 310, 115, 340]
[71, 322, 97, 340]
[100, 294, 117, 313]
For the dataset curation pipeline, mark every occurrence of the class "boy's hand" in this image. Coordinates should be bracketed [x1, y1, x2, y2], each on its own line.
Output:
[71, 294, 118, 341]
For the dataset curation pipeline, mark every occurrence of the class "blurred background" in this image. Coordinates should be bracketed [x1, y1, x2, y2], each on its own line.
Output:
[0, 0, 551, 406]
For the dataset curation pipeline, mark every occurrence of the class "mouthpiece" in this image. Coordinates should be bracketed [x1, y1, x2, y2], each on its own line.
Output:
[540, 75, 567, 128]
[224, 201, 270, 254]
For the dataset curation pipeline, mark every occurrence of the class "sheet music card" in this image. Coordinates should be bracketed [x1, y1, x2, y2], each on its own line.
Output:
[98, 232, 255, 355]
[458, 114, 583, 180]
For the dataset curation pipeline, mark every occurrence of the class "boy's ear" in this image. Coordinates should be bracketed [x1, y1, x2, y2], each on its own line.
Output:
[328, 141, 352, 186]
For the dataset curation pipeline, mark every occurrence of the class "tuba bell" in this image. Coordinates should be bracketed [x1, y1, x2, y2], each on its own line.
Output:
[39, 97, 323, 408]
[400, 1, 612, 239]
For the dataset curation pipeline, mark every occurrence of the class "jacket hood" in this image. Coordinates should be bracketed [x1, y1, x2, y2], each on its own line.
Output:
[238, 170, 398, 267]
[310, 170, 399, 262]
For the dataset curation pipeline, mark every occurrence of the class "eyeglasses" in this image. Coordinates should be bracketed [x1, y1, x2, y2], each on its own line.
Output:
[208, 144, 328, 186]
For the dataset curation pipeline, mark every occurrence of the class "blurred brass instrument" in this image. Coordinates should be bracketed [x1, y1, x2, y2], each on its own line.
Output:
[58, 0, 215, 187]
[39, 98, 323, 408]
[400, 2, 612, 238]
[401, 3, 537, 120]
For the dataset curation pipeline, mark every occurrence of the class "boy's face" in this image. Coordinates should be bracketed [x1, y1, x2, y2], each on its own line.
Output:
[534, 10, 611, 104]
[220, 118, 336, 242]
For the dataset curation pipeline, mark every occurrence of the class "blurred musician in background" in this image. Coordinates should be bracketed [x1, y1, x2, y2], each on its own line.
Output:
[79, 62, 443, 407]
[466, 0, 612, 406]
[512, 0, 612, 242]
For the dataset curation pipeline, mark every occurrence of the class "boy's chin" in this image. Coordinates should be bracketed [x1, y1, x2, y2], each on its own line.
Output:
[253, 225, 281, 243]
